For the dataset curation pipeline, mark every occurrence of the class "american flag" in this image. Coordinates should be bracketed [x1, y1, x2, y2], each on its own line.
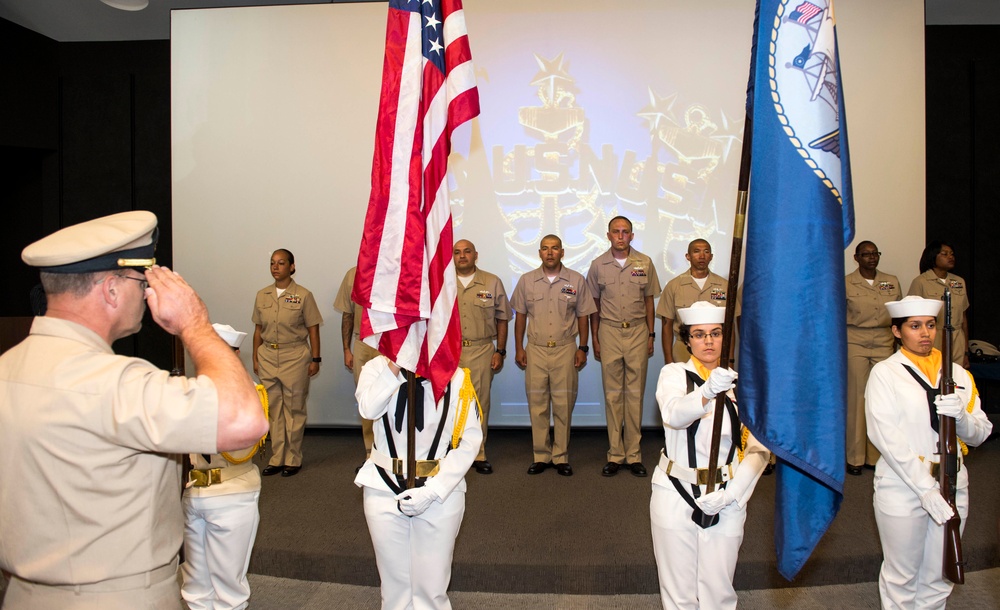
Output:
[791, 1, 822, 24]
[352, 0, 480, 400]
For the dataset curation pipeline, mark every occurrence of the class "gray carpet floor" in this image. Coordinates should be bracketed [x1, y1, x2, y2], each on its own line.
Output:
[243, 568, 1000, 609]
[250, 427, 1000, 594]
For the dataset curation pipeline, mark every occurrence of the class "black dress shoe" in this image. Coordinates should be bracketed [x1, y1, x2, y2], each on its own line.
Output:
[261, 465, 283, 476]
[864, 463, 876, 470]
[846, 464, 863, 476]
[473, 460, 493, 475]
[601, 462, 620, 477]
[281, 466, 302, 477]
[556, 463, 573, 477]
[526, 461, 551, 475]
[629, 462, 648, 477]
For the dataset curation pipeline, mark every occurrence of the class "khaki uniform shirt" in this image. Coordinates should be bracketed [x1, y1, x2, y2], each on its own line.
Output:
[0, 317, 219, 585]
[656, 271, 728, 336]
[457, 269, 512, 341]
[252, 279, 323, 345]
[511, 266, 597, 344]
[586, 248, 661, 322]
[845, 269, 901, 349]
[907, 269, 970, 361]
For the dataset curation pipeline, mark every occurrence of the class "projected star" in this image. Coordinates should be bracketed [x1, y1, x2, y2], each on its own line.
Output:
[637, 88, 680, 135]
[530, 52, 574, 90]
[711, 110, 744, 165]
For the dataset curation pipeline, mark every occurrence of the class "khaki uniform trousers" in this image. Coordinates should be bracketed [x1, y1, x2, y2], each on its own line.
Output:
[599, 322, 648, 464]
[258, 341, 311, 468]
[525, 342, 577, 464]
[459, 339, 495, 461]
[846, 334, 889, 466]
[4, 560, 181, 610]
[352, 339, 382, 456]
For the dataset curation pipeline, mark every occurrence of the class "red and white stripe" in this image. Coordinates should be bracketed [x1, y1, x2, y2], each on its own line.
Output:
[353, 0, 480, 400]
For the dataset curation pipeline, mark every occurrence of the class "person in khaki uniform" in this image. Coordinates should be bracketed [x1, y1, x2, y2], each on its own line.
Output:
[657, 239, 728, 364]
[844, 241, 900, 475]
[907, 241, 970, 367]
[333, 266, 381, 464]
[252, 249, 323, 477]
[586, 216, 661, 478]
[0, 211, 267, 610]
[454, 239, 512, 475]
[511, 234, 597, 477]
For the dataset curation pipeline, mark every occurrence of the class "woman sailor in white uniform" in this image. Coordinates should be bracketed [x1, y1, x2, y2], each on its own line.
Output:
[865, 296, 991, 609]
[651, 301, 770, 610]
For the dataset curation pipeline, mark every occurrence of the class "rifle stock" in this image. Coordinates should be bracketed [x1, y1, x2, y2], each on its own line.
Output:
[939, 287, 965, 585]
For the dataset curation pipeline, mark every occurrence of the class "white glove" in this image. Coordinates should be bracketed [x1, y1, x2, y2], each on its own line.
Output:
[920, 488, 955, 526]
[694, 488, 735, 516]
[701, 367, 738, 401]
[934, 393, 966, 420]
[395, 486, 440, 517]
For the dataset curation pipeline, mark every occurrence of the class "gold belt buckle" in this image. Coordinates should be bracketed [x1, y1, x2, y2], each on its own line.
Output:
[462, 339, 472, 347]
[546, 341, 557, 347]
[621, 321, 631, 328]
[695, 467, 723, 486]
[268, 343, 279, 349]
[189, 468, 222, 488]
[390, 459, 440, 478]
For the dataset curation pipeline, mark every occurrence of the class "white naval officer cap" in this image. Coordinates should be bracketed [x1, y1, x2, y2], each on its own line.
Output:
[678, 301, 725, 325]
[212, 323, 248, 349]
[21, 210, 158, 273]
[885, 295, 943, 319]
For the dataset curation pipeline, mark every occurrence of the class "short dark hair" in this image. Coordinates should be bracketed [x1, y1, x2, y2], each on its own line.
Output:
[607, 216, 632, 232]
[854, 240, 877, 255]
[272, 249, 296, 275]
[540, 234, 562, 249]
[918, 241, 949, 274]
[678, 324, 693, 354]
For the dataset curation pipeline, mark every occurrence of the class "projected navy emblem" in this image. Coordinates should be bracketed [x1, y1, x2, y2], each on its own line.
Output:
[626, 88, 742, 276]
[771, 0, 847, 203]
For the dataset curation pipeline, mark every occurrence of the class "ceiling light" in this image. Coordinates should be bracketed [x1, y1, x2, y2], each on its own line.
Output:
[100, 0, 149, 11]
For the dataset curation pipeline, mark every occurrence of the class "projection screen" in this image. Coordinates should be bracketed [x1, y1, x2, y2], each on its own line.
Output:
[171, 0, 925, 427]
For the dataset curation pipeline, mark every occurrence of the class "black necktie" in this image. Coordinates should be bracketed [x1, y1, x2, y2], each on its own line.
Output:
[394, 380, 425, 433]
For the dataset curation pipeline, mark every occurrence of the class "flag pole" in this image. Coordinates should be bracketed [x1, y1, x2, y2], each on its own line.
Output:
[406, 369, 417, 489]
[697, 113, 753, 528]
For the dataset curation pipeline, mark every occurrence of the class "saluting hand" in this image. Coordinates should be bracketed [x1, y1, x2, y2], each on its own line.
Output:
[144, 266, 209, 336]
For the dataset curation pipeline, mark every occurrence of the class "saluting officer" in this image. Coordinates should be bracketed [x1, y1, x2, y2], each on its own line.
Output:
[0, 211, 267, 609]
[586, 216, 661, 477]
[511, 234, 597, 477]
[454, 239, 512, 475]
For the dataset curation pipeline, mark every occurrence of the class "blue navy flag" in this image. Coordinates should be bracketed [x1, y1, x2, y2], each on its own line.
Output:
[740, 0, 853, 580]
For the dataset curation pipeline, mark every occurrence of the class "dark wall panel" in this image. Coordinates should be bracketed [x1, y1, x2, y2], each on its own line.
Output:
[926, 25, 1000, 346]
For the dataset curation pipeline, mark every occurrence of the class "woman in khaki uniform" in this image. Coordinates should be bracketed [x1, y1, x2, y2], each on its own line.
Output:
[252, 249, 323, 477]
[907, 241, 970, 367]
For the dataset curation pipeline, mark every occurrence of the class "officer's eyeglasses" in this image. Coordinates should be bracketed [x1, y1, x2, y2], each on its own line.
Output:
[858, 252, 881, 259]
[689, 330, 723, 341]
[118, 275, 149, 291]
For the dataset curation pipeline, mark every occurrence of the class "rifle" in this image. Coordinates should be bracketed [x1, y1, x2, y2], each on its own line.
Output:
[939, 287, 965, 584]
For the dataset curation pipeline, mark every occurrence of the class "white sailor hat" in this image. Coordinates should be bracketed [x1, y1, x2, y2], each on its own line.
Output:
[21, 211, 158, 273]
[212, 323, 248, 349]
[678, 301, 725, 325]
[885, 295, 942, 319]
